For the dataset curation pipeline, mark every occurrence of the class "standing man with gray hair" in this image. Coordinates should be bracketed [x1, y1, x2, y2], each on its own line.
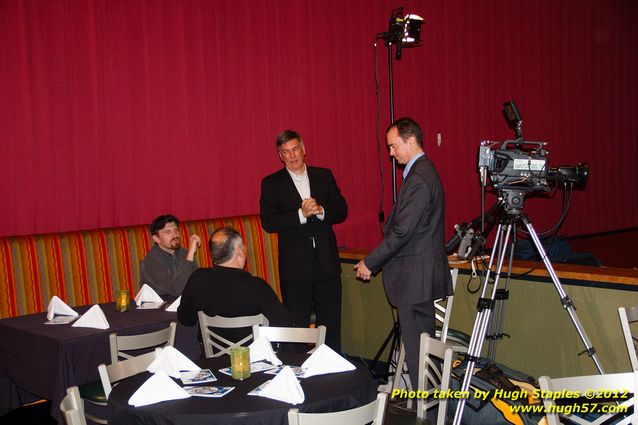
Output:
[355, 117, 453, 388]
[260, 129, 348, 352]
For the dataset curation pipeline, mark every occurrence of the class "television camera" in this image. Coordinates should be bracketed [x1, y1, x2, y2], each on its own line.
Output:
[478, 140, 589, 193]
[448, 101, 590, 257]
[478, 101, 588, 196]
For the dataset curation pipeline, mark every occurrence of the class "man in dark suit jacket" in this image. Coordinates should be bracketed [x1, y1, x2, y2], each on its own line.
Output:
[355, 117, 453, 387]
[260, 129, 348, 351]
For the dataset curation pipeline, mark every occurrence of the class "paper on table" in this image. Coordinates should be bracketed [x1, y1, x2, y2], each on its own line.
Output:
[165, 296, 181, 312]
[250, 366, 305, 405]
[147, 346, 200, 379]
[71, 304, 110, 330]
[301, 344, 356, 378]
[249, 336, 283, 366]
[134, 284, 164, 306]
[46, 296, 79, 321]
[128, 371, 190, 407]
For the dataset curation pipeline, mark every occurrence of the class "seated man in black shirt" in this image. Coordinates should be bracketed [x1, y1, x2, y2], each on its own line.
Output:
[177, 227, 293, 349]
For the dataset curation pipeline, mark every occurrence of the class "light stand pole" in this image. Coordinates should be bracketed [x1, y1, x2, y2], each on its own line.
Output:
[367, 6, 423, 383]
[379, 7, 423, 202]
[387, 42, 397, 202]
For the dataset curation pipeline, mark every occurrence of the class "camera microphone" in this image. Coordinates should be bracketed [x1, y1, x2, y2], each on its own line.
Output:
[457, 228, 474, 259]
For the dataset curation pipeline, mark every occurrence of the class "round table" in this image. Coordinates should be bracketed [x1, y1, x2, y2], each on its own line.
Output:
[107, 352, 377, 425]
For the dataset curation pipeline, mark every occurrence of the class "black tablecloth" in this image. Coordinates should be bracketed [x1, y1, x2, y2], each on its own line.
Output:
[0, 302, 200, 423]
[107, 353, 377, 425]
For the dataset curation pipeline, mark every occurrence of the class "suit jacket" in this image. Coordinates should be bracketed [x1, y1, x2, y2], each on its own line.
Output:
[260, 166, 347, 279]
[365, 155, 453, 306]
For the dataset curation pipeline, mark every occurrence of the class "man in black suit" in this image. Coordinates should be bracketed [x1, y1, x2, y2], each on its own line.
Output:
[260, 129, 348, 351]
[355, 117, 453, 387]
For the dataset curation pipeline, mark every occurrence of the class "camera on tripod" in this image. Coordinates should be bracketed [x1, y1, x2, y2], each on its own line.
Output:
[478, 101, 589, 194]
[449, 101, 590, 258]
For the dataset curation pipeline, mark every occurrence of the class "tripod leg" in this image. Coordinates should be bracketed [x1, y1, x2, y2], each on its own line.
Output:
[521, 215, 605, 374]
[369, 321, 402, 380]
[487, 230, 516, 360]
[453, 222, 514, 425]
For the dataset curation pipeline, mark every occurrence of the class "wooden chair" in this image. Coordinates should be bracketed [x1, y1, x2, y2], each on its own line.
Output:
[538, 371, 637, 425]
[416, 333, 467, 423]
[98, 350, 157, 399]
[79, 322, 176, 424]
[60, 386, 87, 425]
[197, 311, 268, 358]
[109, 321, 176, 362]
[287, 391, 388, 425]
[618, 306, 638, 370]
[252, 325, 326, 353]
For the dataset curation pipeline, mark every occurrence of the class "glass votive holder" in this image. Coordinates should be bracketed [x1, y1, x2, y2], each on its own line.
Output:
[230, 346, 251, 380]
[116, 289, 129, 312]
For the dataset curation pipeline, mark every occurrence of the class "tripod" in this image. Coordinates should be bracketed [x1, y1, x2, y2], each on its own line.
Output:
[368, 320, 402, 381]
[452, 191, 605, 425]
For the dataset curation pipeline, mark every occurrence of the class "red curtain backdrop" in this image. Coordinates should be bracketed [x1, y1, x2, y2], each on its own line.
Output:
[1, 0, 637, 250]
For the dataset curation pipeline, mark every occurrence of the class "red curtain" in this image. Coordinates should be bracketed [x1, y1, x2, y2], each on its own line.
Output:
[1, 0, 636, 250]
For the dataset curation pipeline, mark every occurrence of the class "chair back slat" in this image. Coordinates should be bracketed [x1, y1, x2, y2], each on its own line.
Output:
[198, 311, 268, 358]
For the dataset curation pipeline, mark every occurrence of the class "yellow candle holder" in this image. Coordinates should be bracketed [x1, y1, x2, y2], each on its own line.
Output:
[116, 289, 129, 312]
[230, 346, 251, 380]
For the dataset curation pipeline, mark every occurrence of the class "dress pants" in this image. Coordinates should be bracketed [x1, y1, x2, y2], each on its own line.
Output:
[280, 254, 342, 352]
[397, 300, 436, 390]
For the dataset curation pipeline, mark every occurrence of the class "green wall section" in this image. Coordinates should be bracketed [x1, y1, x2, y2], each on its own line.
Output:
[341, 264, 638, 379]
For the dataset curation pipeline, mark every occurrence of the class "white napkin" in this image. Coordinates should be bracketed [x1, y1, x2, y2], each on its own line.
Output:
[257, 366, 305, 404]
[128, 370, 191, 407]
[46, 296, 79, 320]
[134, 284, 164, 306]
[71, 304, 110, 329]
[301, 344, 356, 378]
[249, 336, 283, 366]
[147, 346, 200, 379]
[165, 296, 181, 312]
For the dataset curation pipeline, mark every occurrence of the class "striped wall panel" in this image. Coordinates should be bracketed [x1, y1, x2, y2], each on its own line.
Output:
[0, 215, 279, 318]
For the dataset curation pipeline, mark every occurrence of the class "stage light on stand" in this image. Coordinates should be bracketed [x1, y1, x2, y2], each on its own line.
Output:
[402, 14, 423, 45]
[386, 8, 424, 60]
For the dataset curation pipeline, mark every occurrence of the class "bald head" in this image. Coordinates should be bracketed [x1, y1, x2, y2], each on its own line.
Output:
[210, 227, 246, 268]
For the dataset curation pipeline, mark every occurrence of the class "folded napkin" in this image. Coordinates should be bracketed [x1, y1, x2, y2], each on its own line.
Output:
[249, 336, 283, 366]
[71, 304, 110, 329]
[46, 296, 79, 321]
[165, 296, 181, 312]
[134, 284, 164, 306]
[128, 370, 190, 407]
[301, 344, 356, 378]
[147, 346, 200, 379]
[257, 366, 305, 404]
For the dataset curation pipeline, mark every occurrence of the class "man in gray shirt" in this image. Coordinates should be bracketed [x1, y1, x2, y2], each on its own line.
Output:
[139, 214, 201, 298]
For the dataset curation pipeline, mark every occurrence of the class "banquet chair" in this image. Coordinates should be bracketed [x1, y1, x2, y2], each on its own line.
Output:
[416, 333, 467, 423]
[287, 391, 388, 425]
[60, 386, 87, 425]
[78, 322, 176, 424]
[391, 269, 467, 393]
[538, 371, 637, 425]
[252, 325, 326, 353]
[98, 350, 158, 399]
[109, 321, 176, 362]
[618, 306, 638, 370]
[198, 311, 268, 358]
